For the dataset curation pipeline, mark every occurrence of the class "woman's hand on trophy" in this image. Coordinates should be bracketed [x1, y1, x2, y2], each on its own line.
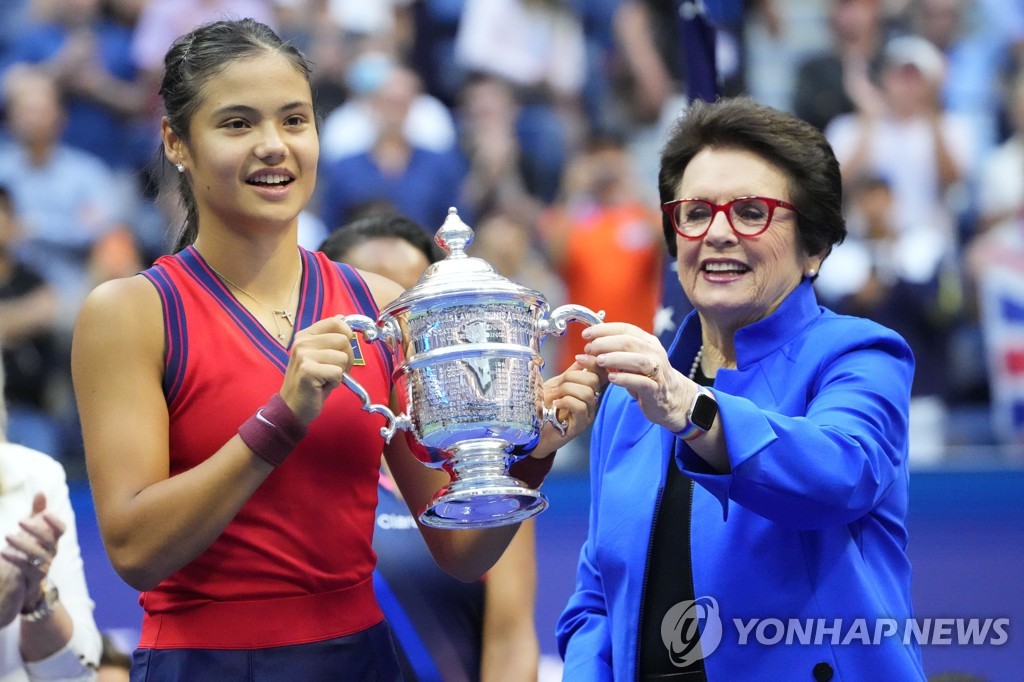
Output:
[534, 359, 603, 457]
[279, 315, 358, 425]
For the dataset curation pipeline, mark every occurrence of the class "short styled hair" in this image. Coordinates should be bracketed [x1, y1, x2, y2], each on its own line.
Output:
[658, 97, 846, 259]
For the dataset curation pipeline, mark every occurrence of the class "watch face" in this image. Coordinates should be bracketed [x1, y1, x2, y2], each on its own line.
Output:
[690, 393, 719, 431]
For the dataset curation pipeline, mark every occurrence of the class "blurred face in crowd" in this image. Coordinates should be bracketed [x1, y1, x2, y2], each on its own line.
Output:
[470, 213, 530, 278]
[370, 67, 419, 138]
[461, 77, 518, 134]
[341, 237, 430, 290]
[673, 147, 818, 336]
[3, 68, 64, 151]
[830, 0, 881, 44]
[913, 0, 963, 50]
[855, 182, 896, 240]
[881, 61, 940, 117]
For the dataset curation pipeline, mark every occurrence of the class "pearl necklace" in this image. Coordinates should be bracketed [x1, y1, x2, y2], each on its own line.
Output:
[688, 345, 704, 381]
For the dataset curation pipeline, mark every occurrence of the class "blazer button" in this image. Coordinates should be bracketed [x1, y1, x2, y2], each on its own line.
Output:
[812, 662, 834, 681]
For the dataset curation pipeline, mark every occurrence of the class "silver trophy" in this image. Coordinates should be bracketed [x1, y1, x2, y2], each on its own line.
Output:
[341, 208, 603, 529]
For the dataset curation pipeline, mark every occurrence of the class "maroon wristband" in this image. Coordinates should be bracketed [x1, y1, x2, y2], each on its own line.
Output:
[509, 451, 557, 489]
[238, 394, 308, 467]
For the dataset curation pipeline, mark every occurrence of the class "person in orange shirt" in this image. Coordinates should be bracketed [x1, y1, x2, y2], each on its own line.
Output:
[540, 137, 664, 372]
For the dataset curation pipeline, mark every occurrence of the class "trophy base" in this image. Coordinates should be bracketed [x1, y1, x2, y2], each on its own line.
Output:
[420, 484, 548, 529]
[418, 439, 548, 529]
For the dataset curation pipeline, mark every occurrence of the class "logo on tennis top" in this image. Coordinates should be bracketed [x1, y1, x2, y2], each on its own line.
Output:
[350, 335, 365, 366]
[661, 596, 723, 666]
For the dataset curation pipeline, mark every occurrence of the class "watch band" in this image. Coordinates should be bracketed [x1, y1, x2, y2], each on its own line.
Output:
[21, 583, 59, 622]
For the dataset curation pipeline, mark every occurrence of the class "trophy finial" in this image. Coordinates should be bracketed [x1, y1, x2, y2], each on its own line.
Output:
[434, 207, 473, 257]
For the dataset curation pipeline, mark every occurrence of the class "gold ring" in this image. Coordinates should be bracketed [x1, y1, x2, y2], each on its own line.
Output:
[646, 362, 659, 379]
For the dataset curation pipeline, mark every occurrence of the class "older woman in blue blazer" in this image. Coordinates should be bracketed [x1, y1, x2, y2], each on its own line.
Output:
[556, 97, 926, 682]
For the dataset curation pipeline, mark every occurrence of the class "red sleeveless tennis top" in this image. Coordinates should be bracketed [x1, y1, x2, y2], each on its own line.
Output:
[137, 246, 393, 649]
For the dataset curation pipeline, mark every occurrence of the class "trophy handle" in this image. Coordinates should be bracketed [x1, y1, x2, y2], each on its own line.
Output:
[538, 305, 605, 435]
[341, 314, 412, 442]
[539, 304, 605, 339]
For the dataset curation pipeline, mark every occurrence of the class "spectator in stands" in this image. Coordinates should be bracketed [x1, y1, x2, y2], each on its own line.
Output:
[0, 357, 102, 681]
[0, 65, 123, 464]
[825, 34, 975, 275]
[468, 211, 566, 321]
[903, 0, 1013, 160]
[0, 184, 61, 457]
[815, 175, 961, 462]
[318, 210, 441, 291]
[454, 0, 587, 203]
[0, 0, 150, 173]
[455, 74, 545, 227]
[319, 50, 456, 163]
[975, 69, 1024, 234]
[0, 65, 121, 326]
[538, 136, 663, 375]
[317, 62, 468, 232]
[129, 0, 277, 79]
[792, 0, 889, 132]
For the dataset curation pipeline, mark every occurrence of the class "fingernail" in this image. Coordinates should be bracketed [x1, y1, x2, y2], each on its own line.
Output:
[575, 354, 589, 364]
[581, 329, 592, 339]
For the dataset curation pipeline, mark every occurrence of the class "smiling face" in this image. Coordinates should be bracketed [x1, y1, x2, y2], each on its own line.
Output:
[675, 147, 820, 337]
[163, 51, 318, 236]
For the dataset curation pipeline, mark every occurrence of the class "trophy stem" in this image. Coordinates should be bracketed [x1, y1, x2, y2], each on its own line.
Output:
[419, 438, 548, 529]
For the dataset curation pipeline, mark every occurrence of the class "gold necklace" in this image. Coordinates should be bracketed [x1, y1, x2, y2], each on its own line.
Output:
[208, 262, 301, 341]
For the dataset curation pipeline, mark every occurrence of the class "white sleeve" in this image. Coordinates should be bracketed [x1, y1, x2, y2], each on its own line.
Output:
[25, 461, 101, 681]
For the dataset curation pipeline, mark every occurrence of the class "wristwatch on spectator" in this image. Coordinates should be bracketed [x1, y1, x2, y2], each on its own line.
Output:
[21, 582, 59, 622]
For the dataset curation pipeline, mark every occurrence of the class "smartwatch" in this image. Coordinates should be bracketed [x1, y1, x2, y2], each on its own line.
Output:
[673, 387, 718, 441]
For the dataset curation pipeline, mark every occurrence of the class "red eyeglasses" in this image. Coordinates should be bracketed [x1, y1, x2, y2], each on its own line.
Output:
[662, 196, 798, 239]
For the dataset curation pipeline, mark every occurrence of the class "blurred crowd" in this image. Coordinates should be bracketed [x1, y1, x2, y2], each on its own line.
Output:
[1, 0, 1024, 474]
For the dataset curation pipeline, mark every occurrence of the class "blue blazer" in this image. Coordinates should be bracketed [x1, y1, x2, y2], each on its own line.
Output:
[556, 281, 926, 681]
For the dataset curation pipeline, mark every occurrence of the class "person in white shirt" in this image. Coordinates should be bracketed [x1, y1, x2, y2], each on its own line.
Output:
[825, 35, 976, 261]
[0, 358, 101, 682]
[976, 71, 1024, 234]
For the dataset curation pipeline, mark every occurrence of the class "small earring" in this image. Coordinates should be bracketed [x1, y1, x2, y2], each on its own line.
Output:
[175, 162, 184, 173]
[806, 269, 817, 278]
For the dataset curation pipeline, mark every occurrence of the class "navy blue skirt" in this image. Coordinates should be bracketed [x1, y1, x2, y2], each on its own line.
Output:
[130, 621, 402, 682]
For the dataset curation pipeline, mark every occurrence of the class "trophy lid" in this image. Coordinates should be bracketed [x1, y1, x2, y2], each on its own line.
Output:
[380, 207, 543, 315]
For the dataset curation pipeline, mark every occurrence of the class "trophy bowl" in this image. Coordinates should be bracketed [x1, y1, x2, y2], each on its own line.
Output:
[342, 208, 603, 528]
